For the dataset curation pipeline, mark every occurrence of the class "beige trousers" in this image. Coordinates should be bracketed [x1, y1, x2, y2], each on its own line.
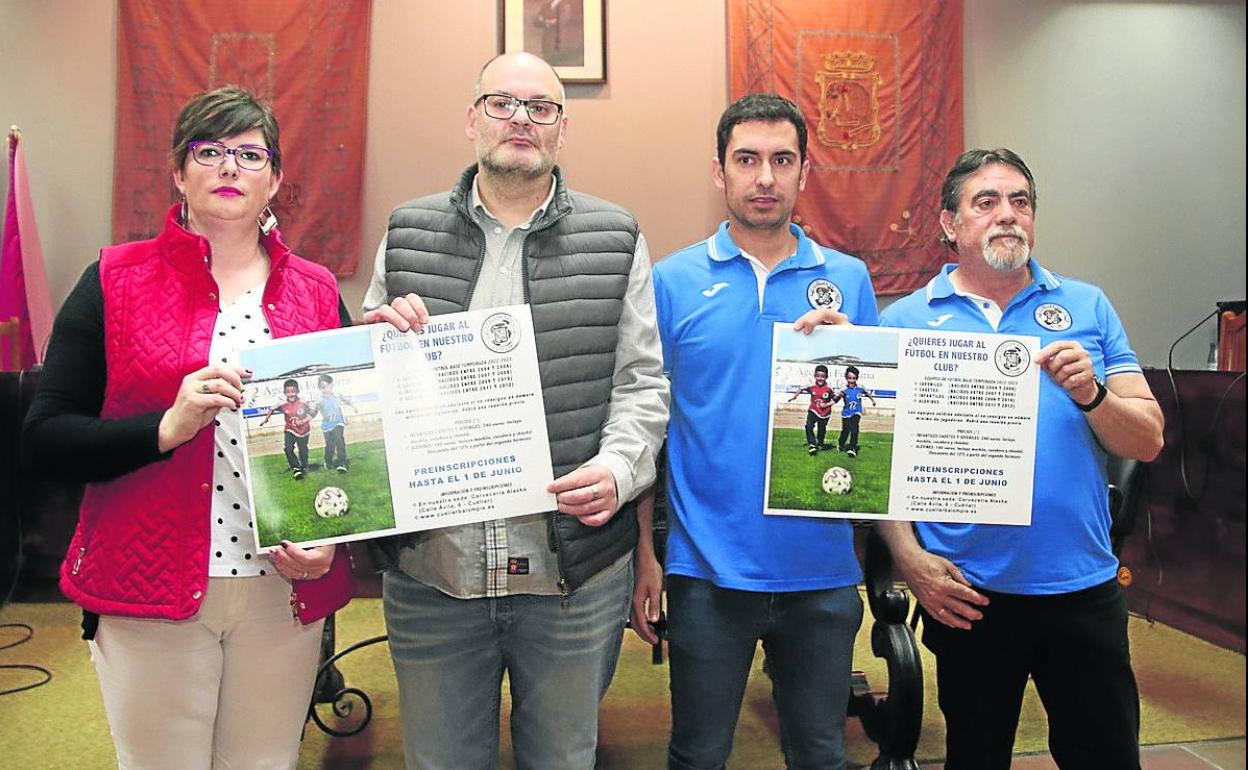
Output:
[89, 574, 325, 770]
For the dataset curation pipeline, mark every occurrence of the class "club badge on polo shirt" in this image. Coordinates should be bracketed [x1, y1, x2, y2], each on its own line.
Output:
[807, 279, 843, 311]
[1034, 303, 1072, 331]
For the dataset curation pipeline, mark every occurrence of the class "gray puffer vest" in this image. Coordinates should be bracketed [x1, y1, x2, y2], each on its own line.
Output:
[377, 165, 640, 593]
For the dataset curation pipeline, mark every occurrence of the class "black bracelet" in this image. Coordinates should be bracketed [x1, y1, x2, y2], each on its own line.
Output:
[1076, 377, 1108, 412]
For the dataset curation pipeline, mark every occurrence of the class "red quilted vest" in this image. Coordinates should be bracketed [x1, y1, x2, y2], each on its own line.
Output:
[59, 204, 352, 623]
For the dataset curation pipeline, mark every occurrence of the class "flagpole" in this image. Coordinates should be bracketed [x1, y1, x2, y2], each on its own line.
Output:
[2, 122, 53, 366]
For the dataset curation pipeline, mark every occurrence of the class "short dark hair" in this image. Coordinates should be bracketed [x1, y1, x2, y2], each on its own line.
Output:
[716, 93, 808, 165]
[318, 374, 334, 385]
[283, 379, 299, 391]
[845, 366, 860, 378]
[940, 148, 1036, 216]
[171, 86, 282, 174]
[814, 365, 829, 376]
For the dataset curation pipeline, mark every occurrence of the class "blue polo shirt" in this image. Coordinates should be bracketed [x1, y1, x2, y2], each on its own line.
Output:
[880, 261, 1142, 594]
[654, 222, 878, 591]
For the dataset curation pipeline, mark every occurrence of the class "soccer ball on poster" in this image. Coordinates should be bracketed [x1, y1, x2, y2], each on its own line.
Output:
[821, 466, 853, 496]
[314, 486, 351, 518]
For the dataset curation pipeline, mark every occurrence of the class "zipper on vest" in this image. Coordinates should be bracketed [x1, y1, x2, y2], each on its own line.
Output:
[71, 547, 86, 575]
[548, 514, 571, 608]
[517, 199, 570, 305]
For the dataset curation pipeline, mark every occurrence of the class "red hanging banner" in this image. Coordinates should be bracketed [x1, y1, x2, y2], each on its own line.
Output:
[113, 0, 372, 276]
[728, 0, 963, 295]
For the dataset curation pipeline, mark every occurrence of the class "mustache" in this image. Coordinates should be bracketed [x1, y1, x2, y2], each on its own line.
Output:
[987, 225, 1028, 241]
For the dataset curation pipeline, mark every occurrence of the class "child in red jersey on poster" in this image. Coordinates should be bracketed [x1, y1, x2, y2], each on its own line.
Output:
[788, 364, 837, 455]
[260, 378, 313, 479]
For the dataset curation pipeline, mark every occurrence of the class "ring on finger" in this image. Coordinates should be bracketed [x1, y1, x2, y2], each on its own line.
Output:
[300, 570, 308, 580]
[937, 608, 947, 616]
[591, 485, 600, 501]
[200, 381, 212, 394]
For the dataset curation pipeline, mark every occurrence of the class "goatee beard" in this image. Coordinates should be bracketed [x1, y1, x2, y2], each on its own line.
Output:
[982, 226, 1030, 272]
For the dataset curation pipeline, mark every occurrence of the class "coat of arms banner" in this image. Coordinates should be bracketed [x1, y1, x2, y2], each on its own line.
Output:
[728, 0, 963, 295]
[113, 0, 372, 276]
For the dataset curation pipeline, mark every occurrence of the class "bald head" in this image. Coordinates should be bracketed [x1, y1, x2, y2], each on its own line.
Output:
[474, 52, 566, 105]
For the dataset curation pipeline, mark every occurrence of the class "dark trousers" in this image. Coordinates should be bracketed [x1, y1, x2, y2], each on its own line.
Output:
[921, 579, 1140, 770]
[284, 432, 309, 471]
[837, 414, 861, 452]
[666, 575, 863, 770]
[804, 412, 830, 448]
[323, 426, 348, 469]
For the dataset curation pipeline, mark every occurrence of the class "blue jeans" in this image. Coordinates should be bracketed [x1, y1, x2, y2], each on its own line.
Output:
[666, 575, 863, 770]
[383, 561, 631, 770]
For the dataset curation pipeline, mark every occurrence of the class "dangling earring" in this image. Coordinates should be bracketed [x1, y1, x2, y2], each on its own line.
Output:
[258, 205, 278, 236]
[180, 196, 189, 227]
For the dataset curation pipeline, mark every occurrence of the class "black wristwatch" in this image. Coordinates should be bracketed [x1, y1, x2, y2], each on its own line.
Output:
[1076, 377, 1108, 412]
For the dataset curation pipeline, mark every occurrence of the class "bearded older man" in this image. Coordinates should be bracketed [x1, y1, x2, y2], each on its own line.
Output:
[362, 52, 668, 769]
[878, 148, 1163, 770]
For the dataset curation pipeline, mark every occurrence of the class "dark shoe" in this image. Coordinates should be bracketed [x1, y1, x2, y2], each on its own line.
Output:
[847, 450, 857, 458]
[808, 445, 819, 456]
[294, 469, 305, 480]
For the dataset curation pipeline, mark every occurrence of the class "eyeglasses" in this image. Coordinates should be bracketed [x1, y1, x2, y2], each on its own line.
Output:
[475, 93, 564, 125]
[187, 140, 277, 171]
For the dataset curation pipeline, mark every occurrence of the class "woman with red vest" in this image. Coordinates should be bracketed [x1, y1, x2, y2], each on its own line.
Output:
[23, 87, 353, 768]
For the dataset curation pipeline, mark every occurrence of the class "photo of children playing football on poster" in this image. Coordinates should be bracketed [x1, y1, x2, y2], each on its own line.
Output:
[766, 326, 899, 516]
[240, 328, 396, 548]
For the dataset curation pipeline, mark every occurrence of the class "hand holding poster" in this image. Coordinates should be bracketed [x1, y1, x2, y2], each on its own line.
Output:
[765, 325, 1039, 524]
[239, 305, 556, 549]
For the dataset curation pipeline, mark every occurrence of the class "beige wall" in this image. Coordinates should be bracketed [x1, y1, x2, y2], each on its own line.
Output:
[2, 1, 1244, 367]
[0, 1, 117, 308]
[962, 0, 1246, 368]
[0, 0, 728, 319]
[354, 0, 727, 307]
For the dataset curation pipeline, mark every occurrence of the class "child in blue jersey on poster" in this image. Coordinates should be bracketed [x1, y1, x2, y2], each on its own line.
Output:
[836, 365, 876, 457]
[314, 373, 358, 473]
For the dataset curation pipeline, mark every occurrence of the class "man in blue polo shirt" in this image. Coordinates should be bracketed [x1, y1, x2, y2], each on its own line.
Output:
[879, 148, 1164, 769]
[649, 93, 877, 770]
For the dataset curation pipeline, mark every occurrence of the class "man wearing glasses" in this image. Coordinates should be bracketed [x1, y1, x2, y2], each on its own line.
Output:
[362, 52, 668, 769]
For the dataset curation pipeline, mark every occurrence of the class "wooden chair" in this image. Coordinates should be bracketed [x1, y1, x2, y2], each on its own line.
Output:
[0, 317, 21, 371]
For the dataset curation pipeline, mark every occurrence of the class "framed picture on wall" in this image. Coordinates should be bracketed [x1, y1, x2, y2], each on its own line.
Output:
[499, 0, 606, 83]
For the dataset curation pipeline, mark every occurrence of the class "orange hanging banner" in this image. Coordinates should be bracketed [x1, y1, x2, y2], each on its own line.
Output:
[113, 0, 372, 276]
[729, 0, 963, 295]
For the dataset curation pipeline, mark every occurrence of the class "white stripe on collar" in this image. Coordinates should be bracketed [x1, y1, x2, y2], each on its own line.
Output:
[1037, 264, 1062, 288]
[706, 235, 721, 262]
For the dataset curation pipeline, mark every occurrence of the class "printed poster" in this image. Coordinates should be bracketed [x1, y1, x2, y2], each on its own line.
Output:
[764, 325, 1039, 524]
[238, 305, 556, 549]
